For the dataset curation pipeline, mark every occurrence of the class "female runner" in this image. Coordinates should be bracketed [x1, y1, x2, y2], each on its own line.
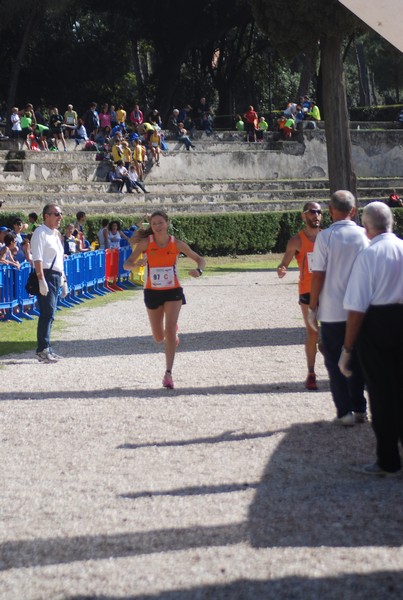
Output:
[124, 210, 205, 389]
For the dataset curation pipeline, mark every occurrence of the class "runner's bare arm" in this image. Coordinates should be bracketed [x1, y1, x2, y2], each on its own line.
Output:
[176, 240, 206, 278]
[123, 238, 148, 270]
[277, 235, 301, 278]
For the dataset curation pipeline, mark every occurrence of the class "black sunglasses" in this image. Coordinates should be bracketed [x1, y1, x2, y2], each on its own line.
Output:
[47, 211, 63, 217]
[304, 208, 322, 215]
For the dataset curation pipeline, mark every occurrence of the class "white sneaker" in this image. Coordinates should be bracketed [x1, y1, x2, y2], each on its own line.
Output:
[355, 463, 401, 477]
[36, 348, 58, 363]
[333, 412, 355, 427]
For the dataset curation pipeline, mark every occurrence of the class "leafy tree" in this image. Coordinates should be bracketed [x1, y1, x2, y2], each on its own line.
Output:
[249, 0, 363, 195]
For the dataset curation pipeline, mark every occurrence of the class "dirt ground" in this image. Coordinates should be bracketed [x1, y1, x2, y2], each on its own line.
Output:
[1, 270, 402, 600]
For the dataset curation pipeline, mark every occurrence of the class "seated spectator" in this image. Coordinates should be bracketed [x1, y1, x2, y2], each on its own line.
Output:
[129, 104, 143, 131]
[184, 115, 196, 139]
[196, 97, 212, 127]
[387, 189, 403, 207]
[74, 119, 88, 150]
[200, 112, 213, 135]
[235, 114, 245, 132]
[178, 123, 195, 151]
[0, 233, 21, 269]
[149, 128, 161, 166]
[244, 105, 258, 142]
[284, 102, 297, 118]
[128, 165, 149, 193]
[98, 219, 110, 249]
[167, 109, 180, 135]
[307, 100, 321, 121]
[63, 223, 80, 255]
[257, 116, 268, 141]
[295, 104, 305, 125]
[115, 160, 133, 193]
[149, 109, 163, 129]
[106, 220, 131, 249]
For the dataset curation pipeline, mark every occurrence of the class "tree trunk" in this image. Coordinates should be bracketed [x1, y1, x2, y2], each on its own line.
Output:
[297, 51, 316, 99]
[131, 39, 149, 108]
[321, 33, 356, 197]
[354, 40, 370, 106]
[5, 11, 38, 133]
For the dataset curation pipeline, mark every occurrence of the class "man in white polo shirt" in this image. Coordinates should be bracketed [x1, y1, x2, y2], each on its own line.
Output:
[31, 204, 68, 363]
[340, 202, 403, 475]
[308, 190, 368, 425]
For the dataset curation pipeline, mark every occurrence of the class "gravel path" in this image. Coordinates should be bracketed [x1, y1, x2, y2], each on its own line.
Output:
[1, 269, 402, 599]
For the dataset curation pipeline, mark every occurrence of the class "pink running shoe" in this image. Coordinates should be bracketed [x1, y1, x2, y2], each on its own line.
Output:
[162, 371, 174, 389]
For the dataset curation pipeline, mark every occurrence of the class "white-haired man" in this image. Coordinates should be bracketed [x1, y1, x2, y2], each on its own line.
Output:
[340, 202, 403, 475]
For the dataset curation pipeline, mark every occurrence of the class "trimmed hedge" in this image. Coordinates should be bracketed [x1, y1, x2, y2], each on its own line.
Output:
[1, 209, 402, 256]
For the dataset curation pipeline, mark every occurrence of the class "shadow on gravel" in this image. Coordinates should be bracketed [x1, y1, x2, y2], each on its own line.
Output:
[66, 570, 403, 599]
[2, 423, 401, 575]
[0, 327, 306, 359]
[0, 379, 329, 402]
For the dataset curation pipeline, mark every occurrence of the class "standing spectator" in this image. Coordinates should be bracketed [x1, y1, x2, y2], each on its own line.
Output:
[106, 220, 131, 249]
[308, 190, 368, 426]
[133, 138, 145, 180]
[277, 202, 322, 390]
[27, 212, 39, 232]
[11, 217, 26, 263]
[31, 204, 67, 363]
[244, 105, 258, 142]
[64, 104, 78, 138]
[149, 127, 161, 166]
[49, 107, 67, 151]
[98, 104, 111, 132]
[20, 111, 33, 149]
[63, 223, 80, 255]
[83, 102, 100, 136]
[97, 218, 110, 249]
[121, 140, 132, 169]
[116, 104, 127, 130]
[10, 107, 21, 140]
[110, 105, 118, 129]
[257, 116, 268, 141]
[340, 202, 403, 475]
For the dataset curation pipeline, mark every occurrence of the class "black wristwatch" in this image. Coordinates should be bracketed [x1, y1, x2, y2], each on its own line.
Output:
[197, 268, 203, 275]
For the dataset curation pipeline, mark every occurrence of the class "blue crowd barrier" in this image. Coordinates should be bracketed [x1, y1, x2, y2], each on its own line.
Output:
[1, 247, 140, 324]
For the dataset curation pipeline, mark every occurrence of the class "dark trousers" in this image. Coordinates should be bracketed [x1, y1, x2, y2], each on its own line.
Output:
[357, 305, 403, 472]
[321, 321, 366, 418]
[36, 270, 61, 353]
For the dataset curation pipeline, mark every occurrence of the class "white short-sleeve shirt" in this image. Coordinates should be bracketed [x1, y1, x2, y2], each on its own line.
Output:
[344, 232, 403, 313]
[31, 224, 64, 273]
[312, 219, 368, 322]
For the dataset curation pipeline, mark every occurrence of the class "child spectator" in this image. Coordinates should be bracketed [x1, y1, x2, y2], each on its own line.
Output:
[74, 119, 88, 148]
[133, 138, 145, 180]
[235, 114, 245, 132]
[0, 233, 21, 269]
[63, 223, 80, 255]
[121, 140, 132, 169]
[27, 212, 38, 232]
[149, 128, 161, 166]
[10, 107, 22, 140]
[257, 116, 268, 141]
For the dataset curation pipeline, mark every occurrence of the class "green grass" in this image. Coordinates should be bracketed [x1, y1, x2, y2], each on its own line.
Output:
[0, 253, 295, 358]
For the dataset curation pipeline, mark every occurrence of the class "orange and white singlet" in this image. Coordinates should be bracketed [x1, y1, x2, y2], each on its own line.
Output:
[295, 230, 315, 295]
[145, 235, 181, 290]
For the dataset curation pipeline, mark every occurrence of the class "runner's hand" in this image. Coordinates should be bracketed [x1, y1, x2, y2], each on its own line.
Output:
[338, 347, 353, 378]
[39, 279, 49, 296]
[277, 266, 286, 278]
[307, 307, 318, 332]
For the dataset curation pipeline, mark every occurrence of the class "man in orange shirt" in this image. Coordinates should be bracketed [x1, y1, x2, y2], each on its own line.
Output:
[277, 202, 322, 389]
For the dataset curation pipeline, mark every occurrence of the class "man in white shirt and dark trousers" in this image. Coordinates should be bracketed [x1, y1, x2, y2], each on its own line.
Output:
[340, 202, 403, 475]
[31, 204, 68, 363]
[308, 190, 369, 426]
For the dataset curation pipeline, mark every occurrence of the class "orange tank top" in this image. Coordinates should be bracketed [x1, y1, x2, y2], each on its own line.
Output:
[145, 234, 181, 290]
[295, 230, 315, 295]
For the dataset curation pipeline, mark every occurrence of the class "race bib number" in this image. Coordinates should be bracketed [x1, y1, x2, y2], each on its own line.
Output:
[150, 266, 175, 288]
[307, 252, 314, 273]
